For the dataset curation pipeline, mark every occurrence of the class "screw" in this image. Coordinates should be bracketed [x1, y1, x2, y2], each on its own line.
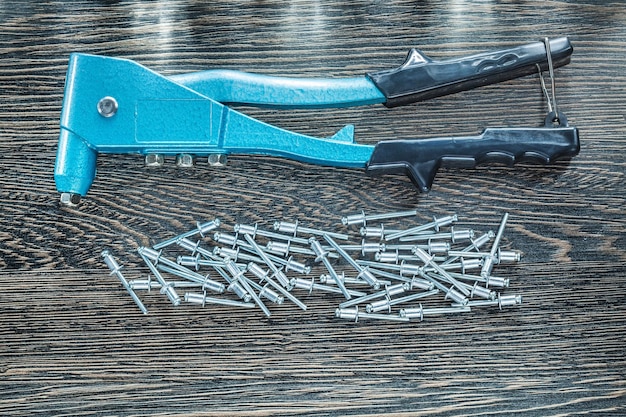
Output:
[323, 234, 381, 290]
[275, 220, 349, 241]
[184, 292, 255, 309]
[341, 208, 419, 226]
[208, 153, 228, 167]
[97, 96, 118, 117]
[335, 306, 410, 323]
[385, 214, 458, 241]
[399, 304, 471, 321]
[144, 154, 165, 167]
[175, 153, 195, 167]
[153, 219, 220, 250]
[101, 250, 148, 314]
[481, 213, 509, 278]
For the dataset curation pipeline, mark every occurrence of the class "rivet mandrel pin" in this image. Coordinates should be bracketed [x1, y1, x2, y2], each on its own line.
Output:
[153, 218, 220, 250]
[323, 234, 381, 290]
[385, 214, 458, 241]
[275, 220, 349, 241]
[138, 251, 181, 306]
[101, 250, 148, 314]
[399, 304, 471, 321]
[184, 292, 255, 309]
[310, 237, 352, 300]
[452, 293, 522, 309]
[481, 213, 509, 279]
[341, 209, 419, 226]
[335, 306, 410, 323]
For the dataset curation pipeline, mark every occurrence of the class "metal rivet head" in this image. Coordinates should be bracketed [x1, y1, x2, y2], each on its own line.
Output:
[97, 96, 118, 117]
[145, 154, 165, 167]
[175, 153, 194, 167]
[60, 192, 81, 206]
[208, 153, 228, 167]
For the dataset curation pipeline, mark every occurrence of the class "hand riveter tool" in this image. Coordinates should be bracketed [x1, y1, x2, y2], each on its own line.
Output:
[54, 37, 580, 205]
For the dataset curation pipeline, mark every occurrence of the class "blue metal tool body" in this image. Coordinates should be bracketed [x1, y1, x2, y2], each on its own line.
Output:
[56, 53, 376, 196]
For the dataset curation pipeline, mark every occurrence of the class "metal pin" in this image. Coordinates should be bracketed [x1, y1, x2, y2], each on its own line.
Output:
[335, 306, 410, 323]
[341, 208, 419, 226]
[184, 292, 255, 309]
[157, 264, 225, 294]
[289, 277, 367, 298]
[385, 214, 457, 241]
[247, 262, 307, 311]
[452, 293, 522, 309]
[101, 250, 148, 314]
[399, 304, 471, 320]
[138, 252, 181, 306]
[481, 213, 509, 279]
[338, 283, 409, 309]
[323, 234, 380, 289]
[153, 219, 220, 250]
[310, 237, 352, 299]
[366, 289, 440, 313]
[275, 220, 349, 240]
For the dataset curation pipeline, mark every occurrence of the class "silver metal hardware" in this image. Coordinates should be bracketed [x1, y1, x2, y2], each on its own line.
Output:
[101, 250, 148, 314]
[399, 304, 471, 320]
[275, 220, 349, 240]
[97, 96, 118, 117]
[145, 154, 165, 167]
[153, 219, 220, 250]
[335, 306, 410, 323]
[481, 213, 509, 278]
[175, 153, 194, 167]
[385, 214, 457, 241]
[341, 209, 418, 226]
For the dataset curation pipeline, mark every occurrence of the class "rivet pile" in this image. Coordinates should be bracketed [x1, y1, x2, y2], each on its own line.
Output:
[102, 210, 523, 322]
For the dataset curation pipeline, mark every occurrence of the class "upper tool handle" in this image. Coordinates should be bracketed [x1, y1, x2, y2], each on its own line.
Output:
[365, 113, 580, 192]
[367, 37, 573, 107]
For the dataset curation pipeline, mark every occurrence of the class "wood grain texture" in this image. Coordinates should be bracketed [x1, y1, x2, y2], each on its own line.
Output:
[0, 0, 625, 416]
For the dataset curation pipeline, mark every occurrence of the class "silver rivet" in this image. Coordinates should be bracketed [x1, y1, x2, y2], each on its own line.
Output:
[175, 153, 194, 167]
[60, 192, 81, 206]
[208, 153, 228, 167]
[145, 154, 165, 167]
[97, 96, 118, 117]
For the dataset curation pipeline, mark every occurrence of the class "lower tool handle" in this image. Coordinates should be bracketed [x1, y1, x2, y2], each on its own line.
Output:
[365, 125, 580, 192]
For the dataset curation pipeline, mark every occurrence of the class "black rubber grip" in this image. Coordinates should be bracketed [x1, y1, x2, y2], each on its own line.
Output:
[365, 117, 580, 192]
[367, 37, 573, 108]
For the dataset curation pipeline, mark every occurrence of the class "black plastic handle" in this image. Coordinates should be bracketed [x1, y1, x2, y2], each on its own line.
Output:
[367, 37, 573, 107]
[365, 116, 580, 192]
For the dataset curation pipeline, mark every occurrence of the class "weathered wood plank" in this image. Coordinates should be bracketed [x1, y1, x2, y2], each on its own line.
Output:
[0, 0, 625, 415]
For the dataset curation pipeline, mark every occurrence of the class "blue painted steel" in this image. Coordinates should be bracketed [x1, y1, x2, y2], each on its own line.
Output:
[55, 54, 376, 196]
[169, 70, 385, 108]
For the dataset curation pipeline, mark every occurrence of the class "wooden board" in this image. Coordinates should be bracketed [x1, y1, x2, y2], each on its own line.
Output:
[0, 1, 624, 415]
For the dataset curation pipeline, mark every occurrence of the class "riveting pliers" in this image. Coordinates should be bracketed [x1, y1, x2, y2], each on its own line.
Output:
[55, 37, 579, 205]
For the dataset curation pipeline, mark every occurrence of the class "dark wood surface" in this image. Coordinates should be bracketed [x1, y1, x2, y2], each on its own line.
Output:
[1, 1, 625, 415]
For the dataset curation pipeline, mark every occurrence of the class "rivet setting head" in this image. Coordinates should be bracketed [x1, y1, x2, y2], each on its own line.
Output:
[97, 96, 118, 117]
